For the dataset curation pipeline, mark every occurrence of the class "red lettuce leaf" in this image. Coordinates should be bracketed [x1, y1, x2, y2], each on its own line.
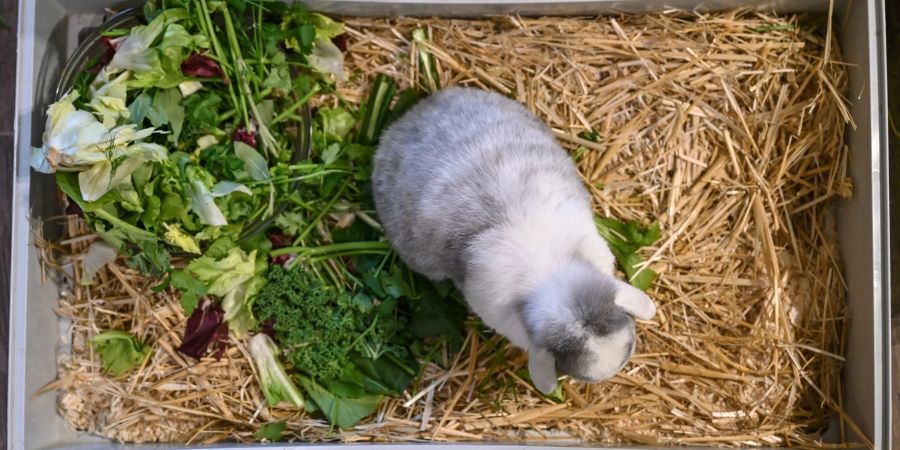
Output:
[178, 299, 226, 359]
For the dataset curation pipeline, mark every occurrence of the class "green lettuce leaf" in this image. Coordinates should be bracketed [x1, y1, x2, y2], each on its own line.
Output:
[308, 38, 345, 81]
[169, 270, 208, 316]
[90, 330, 151, 376]
[274, 211, 304, 236]
[146, 89, 185, 144]
[77, 141, 167, 202]
[211, 181, 252, 197]
[31, 90, 107, 174]
[248, 334, 305, 408]
[107, 8, 188, 73]
[310, 13, 345, 40]
[162, 222, 201, 254]
[128, 92, 153, 126]
[186, 247, 263, 335]
[122, 10, 208, 89]
[184, 165, 227, 226]
[317, 107, 355, 143]
[32, 90, 166, 202]
[88, 69, 131, 128]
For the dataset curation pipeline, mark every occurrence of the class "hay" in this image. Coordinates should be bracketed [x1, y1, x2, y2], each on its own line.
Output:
[41, 9, 862, 447]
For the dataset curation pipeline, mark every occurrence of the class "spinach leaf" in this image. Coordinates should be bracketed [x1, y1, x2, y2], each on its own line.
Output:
[147, 88, 185, 144]
[181, 91, 223, 144]
[298, 375, 382, 429]
[347, 353, 416, 395]
[255, 422, 287, 442]
[128, 92, 154, 126]
[409, 279, 467, 351]
[595, 218, 661, 291]
[234, 141, 270, 181]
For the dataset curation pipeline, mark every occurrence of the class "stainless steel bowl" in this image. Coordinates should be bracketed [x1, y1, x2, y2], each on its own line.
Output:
[54, 7, 313, 251]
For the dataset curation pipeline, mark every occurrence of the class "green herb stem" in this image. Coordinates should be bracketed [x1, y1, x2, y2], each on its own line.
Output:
[271, 241, 391, 257]
[254, 4, 265, 83]
[261, 169, 351, 186]
[217, 109, 237, 123]
[100, 29, 130, 37]
[348, 315, 380, 352]
[196, 0, 245, 125]
[383, 351, 416, 376]
[220, 7, 251, 127]
[273, 86, 321, 124]
[93, 209, 157, 240]
[293, 177, 351, 245]
[256, 87, 274, 102]
[287, 163, 327, 171]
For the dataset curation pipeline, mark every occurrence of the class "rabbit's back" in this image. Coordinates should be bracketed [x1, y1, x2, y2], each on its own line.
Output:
[372, 87, 589, 285]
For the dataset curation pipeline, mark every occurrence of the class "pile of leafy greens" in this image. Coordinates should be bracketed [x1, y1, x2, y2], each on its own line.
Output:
[36, 0, 661, 434]
[33, 0, 346, 278]
[241, 69, 472, 426]
[34, 0, 471, 431]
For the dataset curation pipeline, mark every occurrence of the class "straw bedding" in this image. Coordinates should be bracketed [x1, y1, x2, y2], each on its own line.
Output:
[38, 9, 862, 448]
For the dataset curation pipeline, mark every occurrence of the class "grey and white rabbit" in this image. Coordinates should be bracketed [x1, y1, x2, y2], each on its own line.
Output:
[372, 87, 656, 393]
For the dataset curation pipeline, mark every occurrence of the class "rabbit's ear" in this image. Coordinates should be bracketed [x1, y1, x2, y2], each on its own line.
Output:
[614, 282, 657, 320]
[528, 347, 558, 394]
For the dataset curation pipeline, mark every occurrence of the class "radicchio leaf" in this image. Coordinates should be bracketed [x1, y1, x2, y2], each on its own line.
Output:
[260, 319, 277, 340]
[178, 298, 226, 359]
[267, 231, 292, 249]
[65, 200, 84, 217]
[210, 322, 230, 359]
[233, 125, 257, 148]
[271, 254, 292, 266]
[181, 53, 226, 81]
[96, 36, 126, 70]
[102, 35, 125, 51]
[332, 34, 349, 52]
[268, 231, 294, 265]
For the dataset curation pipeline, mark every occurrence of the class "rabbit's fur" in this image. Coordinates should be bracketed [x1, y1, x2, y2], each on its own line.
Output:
[372, 87, 656, 393]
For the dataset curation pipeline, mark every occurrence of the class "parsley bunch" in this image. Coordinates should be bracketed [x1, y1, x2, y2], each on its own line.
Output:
[254, 265, 409, 381]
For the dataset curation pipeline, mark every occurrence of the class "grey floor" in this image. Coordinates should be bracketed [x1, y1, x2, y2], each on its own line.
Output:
[0, 0, 895, 447]
[887, 0, 899, 447]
